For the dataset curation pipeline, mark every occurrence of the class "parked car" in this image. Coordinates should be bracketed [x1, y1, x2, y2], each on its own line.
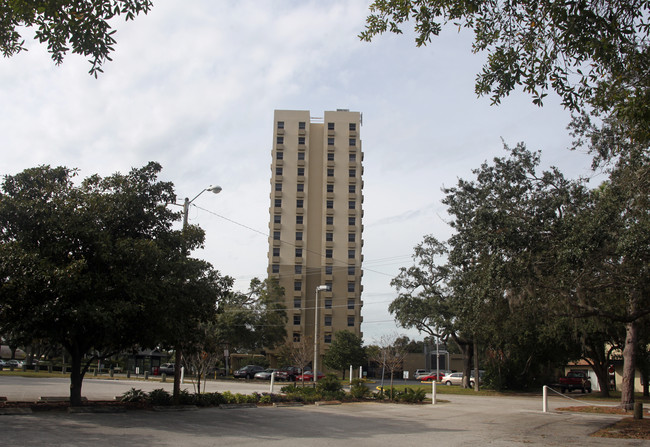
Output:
[254, 369, 278, 380]
[419, 373, 444, 382]
[414, 369, 431, 380]
[158, 363, 175, 375]
[276, 366, 303, 381]
[5, 359, 23, 368]
[0, 359, 6, 369]
[234, 365, 265, 379]
[295, 371, 325, 382]
[442, 372, 464, 386]
[559, 370, 592, 393]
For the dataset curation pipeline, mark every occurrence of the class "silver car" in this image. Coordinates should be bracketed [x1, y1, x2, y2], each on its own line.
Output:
[442, 372, 464, 386]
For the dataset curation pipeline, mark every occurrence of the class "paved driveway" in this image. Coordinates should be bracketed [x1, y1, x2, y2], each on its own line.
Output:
[0, 376, 641, 446]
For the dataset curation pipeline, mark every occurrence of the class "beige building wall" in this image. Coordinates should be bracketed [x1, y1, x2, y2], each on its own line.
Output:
[268, 109, 364, 368]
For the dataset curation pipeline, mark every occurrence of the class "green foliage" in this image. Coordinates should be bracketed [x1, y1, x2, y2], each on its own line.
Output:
[196, 392, 226, 407]
[148, 388, 172, 406]
[0, 163, 227, 405]
[350, 379, 370, 399]
[361, 0, 650, 142]
[396, 387, 426, 403]
[323, 330, 367, 375]
[120, 388, 147, 403]
[0, 0, 153, 76]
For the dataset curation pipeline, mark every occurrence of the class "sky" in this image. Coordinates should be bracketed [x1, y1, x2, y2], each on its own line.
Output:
[0, 1, 600, 344]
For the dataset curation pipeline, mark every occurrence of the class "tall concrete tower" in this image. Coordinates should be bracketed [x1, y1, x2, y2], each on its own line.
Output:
[267, 109, 364, 366]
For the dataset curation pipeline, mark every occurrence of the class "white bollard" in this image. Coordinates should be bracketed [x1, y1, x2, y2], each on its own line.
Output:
[359, 366, 362, 379]
[180, 366, 185, 384]
[543, 385, 548, 413]
[350, 365, 353, 384]
[432, 380, 437, 405]
[270, 371, 275, 393]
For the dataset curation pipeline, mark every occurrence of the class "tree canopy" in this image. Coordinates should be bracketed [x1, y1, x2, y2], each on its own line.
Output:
[323, 330, 367, 378]
[0, 162, 223, 405]
[361, 0, 650, 143]
[1, 0, 153, 76]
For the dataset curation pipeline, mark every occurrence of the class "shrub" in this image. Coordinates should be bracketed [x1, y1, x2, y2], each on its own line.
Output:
[221, 391, 236, 404]
[349, 383, 370, 399]
[259, 394, 272, 404]
[120, 388, 147, 403]
[317, 374, 342, 394]
[397, 388, 426, 403]
[148, 388, 172, 406]
[179, 389, 196, 405]
[196, 392, 225, 406]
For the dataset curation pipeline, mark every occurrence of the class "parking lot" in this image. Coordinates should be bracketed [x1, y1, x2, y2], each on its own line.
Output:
[0, 376, 639, 446]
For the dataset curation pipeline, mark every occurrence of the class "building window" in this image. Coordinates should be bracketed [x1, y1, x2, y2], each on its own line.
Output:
[272, 247, 280, 257]
[328, 122, 335, 130]
[348, 282, 355, 292]
[298, 167, 305, 176]
[327, 168, 334, 177]
[324, 334, 332, 344]
[328, 137, 334, 146]
[297, 199, 303, 208]
[274, 199, 282, 208]
[298, 136, 305, 145]
[348, 266, 355, 276]
[349, 184, 356, 194]
[326, 249, 333, 258]
[278, 121, 285, 129]
[324, 316, 332, 327]
[298, 152, 305, 161]
[294, 281, 302, 291]
[296, 231, 303, 241]
[348, 299, 355, 310]
[326, 184, 334, 193]
[348, 216, 356, 226]
[326, 216, 334, 225]
[348, 233, 356, 242]
[326, 232, 333, 242]
[349, 123, 356, 131]
[294, 298, 301, 308]
[276, 167, 283, 176]
[325, 266, 333, 275]
[348, 249, 355, 259]
[349, 153, 356, 162]
[299, 121, 306, 130]
[295, 248, 302, 257]
[297, 183, 304, 192]
[275, 182, 282, 191]
[349, 138, 356, 146]
[325, 299, 332, 309]
[273, 231, 280, 240]
[293, 332, 301, 342]
[327, 152, 334, 161]
[349, 200, 356, 209]
[296, 215, 303, 225]
[276, 151, 284, 160]
[294, 315, 301, 325]
[325, 282, 332, 291]
[274, 214, 281, 224]
[277, 136, 284, 144]
[272, 264, 279, 274]
[295, 264, 302, 274]
[349, 169, 356, 178]
[326, 200, 333, 209]
[348, 316, 355, 327]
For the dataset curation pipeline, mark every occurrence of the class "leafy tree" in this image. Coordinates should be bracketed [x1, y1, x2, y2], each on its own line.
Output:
[214, 277, 287, 355]
[361, 0, 650, 142]
[1, 0, 153, 76]
[276, 336, 313, 387]
[0, 162, 221, 405]
[323, 330, 367, 378]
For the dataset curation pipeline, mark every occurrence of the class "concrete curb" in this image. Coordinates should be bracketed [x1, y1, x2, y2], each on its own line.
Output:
[0, 408, 33, 415]
[152, 405, 199, 412]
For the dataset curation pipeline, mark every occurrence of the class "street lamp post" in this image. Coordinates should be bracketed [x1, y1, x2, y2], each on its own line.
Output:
[173, 184, 222, 403]
[313, 285, 328, 384]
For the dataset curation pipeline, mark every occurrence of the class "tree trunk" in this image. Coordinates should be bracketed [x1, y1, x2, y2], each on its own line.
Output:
[473, 339, 480, 391]
[69, 347, 85, 407]
[461, 342, 472, 388]
[173, 348, 182, 405]
[621, 320, 638, 410]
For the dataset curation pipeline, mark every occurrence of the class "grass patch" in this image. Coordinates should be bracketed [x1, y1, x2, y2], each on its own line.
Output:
[593, 418, 650, 440]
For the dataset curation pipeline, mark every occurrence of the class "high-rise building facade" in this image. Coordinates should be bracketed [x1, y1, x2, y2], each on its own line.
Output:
[267, 109, 364, 364]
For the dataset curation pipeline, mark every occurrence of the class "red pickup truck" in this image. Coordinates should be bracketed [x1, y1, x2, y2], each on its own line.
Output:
[559, 370, 592, 393]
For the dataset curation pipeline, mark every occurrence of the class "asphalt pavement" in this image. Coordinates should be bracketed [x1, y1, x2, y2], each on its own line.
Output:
[0, 375, 642, 446]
